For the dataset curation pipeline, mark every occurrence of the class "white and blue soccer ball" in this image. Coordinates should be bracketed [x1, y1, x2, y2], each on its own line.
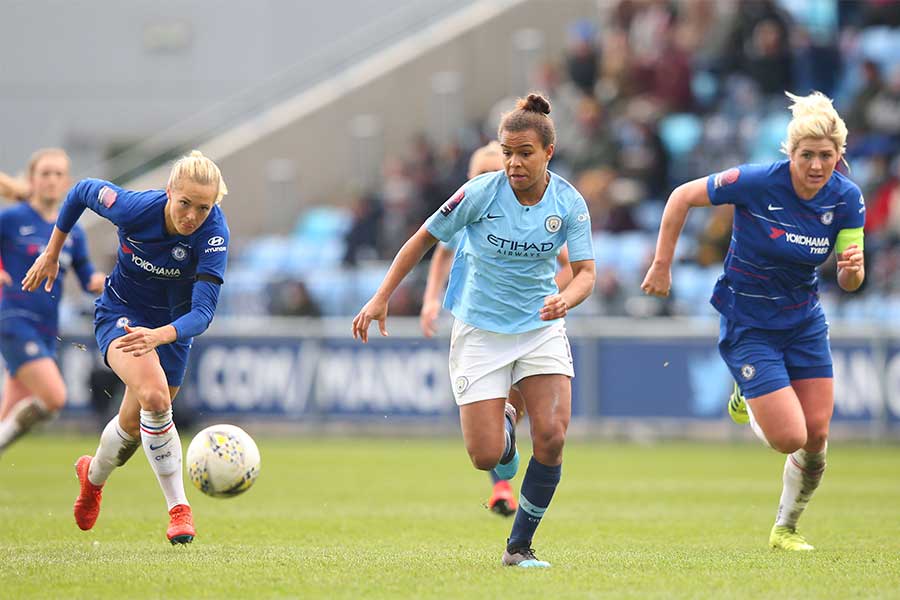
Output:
[186, 424, 261, 498]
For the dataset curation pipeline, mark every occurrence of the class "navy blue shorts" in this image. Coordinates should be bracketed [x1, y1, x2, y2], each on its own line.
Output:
[0, 320, 57, 375]
[718, 314, 833, 399]
[95, 303, 192, 387]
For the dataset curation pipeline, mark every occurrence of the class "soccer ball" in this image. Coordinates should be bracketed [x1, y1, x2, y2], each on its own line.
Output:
[186, 424, 261, 498]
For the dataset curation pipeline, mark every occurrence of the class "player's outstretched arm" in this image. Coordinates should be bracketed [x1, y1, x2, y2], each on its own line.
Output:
[117, 278, 222, 356]
[353, 225, 438, 343]
[641, 177, 711, 298]
[420, 243, 454, 338]
[21, 226, 68, 292]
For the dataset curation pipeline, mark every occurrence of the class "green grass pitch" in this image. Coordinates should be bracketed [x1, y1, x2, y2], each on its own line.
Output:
[2, 434, 899, 598]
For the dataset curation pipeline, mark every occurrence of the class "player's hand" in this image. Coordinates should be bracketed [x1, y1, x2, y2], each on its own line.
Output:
[837, 244, 864, 273]
[352, 297, 389, 343]
[21, 251, 60, 292]
[88, 272, 106, 294]
[420, 299, 441, 338]
[540, 294, 568, 321]
[116, 324, 168, 357]
[0, 269, 11, 287]
[640, 262, 671, 297]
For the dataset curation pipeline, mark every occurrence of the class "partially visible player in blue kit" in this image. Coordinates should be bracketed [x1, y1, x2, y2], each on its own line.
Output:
[23, 151, 229, 545]
[354, 93, 596, 568]
[642, 92, 865, 552]
[0, 148, 105, 455]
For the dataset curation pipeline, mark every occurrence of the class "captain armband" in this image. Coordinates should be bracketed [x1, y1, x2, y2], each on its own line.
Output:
[835, 227, 864, 255]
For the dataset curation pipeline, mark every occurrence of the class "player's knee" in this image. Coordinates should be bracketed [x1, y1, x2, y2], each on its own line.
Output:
[135, 386, 171, 412]
[770, 431, 807, 454]
[41, 389, 66, 412]
[467, 447, 503, 471]
[531, 426, 566, 462]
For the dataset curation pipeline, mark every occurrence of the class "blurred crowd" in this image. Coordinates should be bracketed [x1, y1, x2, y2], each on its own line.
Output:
[230, 0, 900, 322]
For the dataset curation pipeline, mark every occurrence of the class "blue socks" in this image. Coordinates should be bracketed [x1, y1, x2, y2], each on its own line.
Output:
[507, 457, 561, 549]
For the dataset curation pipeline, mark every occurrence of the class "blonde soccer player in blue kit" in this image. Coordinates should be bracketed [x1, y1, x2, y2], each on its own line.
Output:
[24, 151, 230, 545]
[642, 91, 865, 551]
[353, 93, 596, 568]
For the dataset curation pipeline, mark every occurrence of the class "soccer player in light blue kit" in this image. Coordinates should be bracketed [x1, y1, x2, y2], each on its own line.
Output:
[642, 92, 865, 551]
[420, 141, 573, 518]
[0, 149, 105, 455]
[23, 151, 230, 545]
[354, 93, 596, 567]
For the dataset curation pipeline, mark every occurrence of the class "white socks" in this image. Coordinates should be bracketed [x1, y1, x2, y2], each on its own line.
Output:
[88, 416, 140, 486]
[0, 396, 52, 452]
[140, 408, 189, 510]
[775, 445, 827, 529]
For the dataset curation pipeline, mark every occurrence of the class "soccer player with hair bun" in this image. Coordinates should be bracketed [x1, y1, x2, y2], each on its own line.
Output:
[23, 150, 230, 545]
[642, 91, 865, 551]
[355, 93, 595, 567]
[0, 149, 105, 456]
[419, 140, 573, 519]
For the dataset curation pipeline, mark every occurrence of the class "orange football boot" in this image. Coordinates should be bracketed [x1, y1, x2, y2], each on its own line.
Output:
[166, 504, 195, 544]
[488, 479, 518, 517]
[73, 455, 103, 531]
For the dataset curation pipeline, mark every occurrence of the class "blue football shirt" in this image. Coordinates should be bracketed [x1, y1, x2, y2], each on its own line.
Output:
[0, 202, 94, 337]
[57, 179, 229, 327]
[426, 170, 593, 334]
[707, 160, 866, 329]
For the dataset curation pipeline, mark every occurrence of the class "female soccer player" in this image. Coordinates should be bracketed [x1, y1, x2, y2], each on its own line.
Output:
[641, 91, 865, 551]
[0, 149, 105, 455]
[22, 150, 229, 545]
[419, 140, 573, 518]
[354, 93, 596, 568]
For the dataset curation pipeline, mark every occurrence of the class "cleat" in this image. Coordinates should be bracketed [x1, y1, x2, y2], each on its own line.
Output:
[502, 545, 551, 568]
[73, 455, 103, 531]
[488, 480, 518, 517]
[728, 381, 749, 424]
[769, 525, 814, 551]
[492, 403, 520, 481]
[167, 504, 195, 545]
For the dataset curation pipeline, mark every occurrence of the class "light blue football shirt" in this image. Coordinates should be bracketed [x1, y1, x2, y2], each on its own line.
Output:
[425, 170, 593, 334]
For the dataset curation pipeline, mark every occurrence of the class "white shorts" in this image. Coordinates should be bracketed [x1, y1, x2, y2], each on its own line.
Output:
[449, 319, 574, 405]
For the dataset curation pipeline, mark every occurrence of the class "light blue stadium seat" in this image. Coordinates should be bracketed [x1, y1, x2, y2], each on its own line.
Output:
[659, 113, 703, 159]
[673, 265, 720, 316]
[292, 206, 353, 242]
[750, 113, 791, 164]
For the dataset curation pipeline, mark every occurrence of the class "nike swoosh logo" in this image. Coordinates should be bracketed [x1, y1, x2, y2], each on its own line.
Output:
[126, 237, 145, 245]
[485, 213, 503, 220]
[149, 439, 171, 451]
[19, 226, 36, 235]
[767, 204, 784, 211]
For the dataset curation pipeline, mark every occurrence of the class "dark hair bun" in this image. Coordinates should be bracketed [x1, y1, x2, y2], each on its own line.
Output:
[517, 93, 551, 115]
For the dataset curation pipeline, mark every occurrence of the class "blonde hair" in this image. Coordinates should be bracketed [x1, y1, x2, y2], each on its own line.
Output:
[167, 150, 228, 204]
[467, 141, 503, 178]
[781, 91, 848, 157]
[27, 148, 70, 178]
